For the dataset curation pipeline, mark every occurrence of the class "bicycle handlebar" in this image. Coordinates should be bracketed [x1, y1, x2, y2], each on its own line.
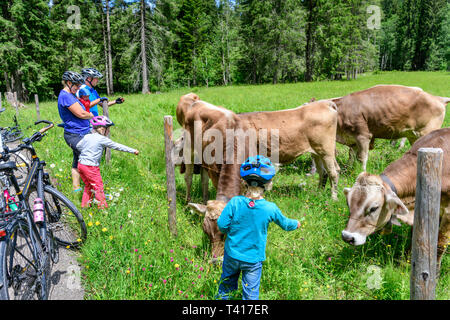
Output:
[0, 120, 54, 156]
[36, 121, 54, 134]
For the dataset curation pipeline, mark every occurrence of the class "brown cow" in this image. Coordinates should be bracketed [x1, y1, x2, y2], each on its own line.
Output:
[333, 85, 449, 170]
[342, 128, 450, 272]
[183, 97, 340, 259]
[177, 93, 340, 203]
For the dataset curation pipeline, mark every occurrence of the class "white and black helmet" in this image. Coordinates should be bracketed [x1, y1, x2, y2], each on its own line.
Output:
[81, 68, 103, 80]
[62, 71, 84, 84]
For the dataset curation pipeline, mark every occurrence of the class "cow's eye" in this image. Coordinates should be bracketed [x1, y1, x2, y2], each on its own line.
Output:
[368, 206, 379, 213]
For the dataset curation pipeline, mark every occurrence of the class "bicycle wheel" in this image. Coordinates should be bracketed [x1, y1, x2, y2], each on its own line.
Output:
[9, 151, 31, 187]
[26, 185, 87, 248]
[0, 218, 50, 300]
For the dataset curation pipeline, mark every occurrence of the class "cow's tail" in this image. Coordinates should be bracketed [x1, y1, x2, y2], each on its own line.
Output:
[440, 97, 450, 105]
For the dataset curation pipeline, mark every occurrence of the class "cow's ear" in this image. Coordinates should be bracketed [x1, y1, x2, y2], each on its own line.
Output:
[343, 187, 351, 196]
[188, 203, 207, 215]
[385, 191, 409, 216]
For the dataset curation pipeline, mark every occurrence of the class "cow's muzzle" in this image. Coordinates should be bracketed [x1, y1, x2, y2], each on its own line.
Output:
[341, 230, 366, 246]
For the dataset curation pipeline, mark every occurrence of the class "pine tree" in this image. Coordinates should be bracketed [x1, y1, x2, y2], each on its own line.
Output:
[0, 0, 53, 101]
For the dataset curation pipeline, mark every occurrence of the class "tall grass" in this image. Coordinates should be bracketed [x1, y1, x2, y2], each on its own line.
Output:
[1, 71, 448, 300]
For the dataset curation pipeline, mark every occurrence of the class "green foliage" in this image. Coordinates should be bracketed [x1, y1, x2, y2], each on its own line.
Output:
[0, 0, 448, 99]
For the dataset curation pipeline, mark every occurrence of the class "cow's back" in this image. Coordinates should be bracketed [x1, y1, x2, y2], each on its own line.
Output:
[385, 128, 450, 197]
[239, 100, 337, 163]
[335, 85, 446, 140]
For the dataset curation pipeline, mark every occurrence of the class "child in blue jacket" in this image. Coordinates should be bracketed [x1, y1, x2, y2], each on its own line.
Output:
[217, 155, 300, 300]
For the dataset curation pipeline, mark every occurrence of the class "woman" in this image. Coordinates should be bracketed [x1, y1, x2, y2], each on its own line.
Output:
[57, 71, 94, 192]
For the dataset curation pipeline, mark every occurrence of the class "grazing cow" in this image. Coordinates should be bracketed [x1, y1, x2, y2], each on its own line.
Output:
[333, 85, 449, 170]
[342, 128, 450, 272]
[183, 97, 340, 259]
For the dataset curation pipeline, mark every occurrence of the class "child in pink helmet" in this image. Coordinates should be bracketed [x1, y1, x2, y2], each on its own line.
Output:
[76, 115, 139, 209]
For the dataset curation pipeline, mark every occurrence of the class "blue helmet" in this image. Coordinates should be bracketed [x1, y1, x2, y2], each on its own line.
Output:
[240, 155, 276, 186]
[78, 87, 90, 97]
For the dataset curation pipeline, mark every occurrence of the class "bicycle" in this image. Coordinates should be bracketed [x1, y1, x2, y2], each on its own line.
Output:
[0, 121, 87, 299]
[0, 115, 30, 186]
[1, 115, 24, 144]
[9, 121, 87, 248]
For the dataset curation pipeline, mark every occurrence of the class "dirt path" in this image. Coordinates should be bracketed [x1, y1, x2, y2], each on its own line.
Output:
[48, 248, 84, 300]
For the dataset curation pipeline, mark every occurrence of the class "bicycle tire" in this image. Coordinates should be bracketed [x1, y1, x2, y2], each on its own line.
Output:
[9, 151, 31, 187]
[26, 185, 87, 248]
[0, 218, 50, 300]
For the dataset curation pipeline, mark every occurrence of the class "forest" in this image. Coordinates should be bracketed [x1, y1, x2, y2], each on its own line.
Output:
[0, 0, 449, 101]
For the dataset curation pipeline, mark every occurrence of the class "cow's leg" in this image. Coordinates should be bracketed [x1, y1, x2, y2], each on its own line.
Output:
[201, 167, 209, 204]
[437, 204, 449, 274]
[398, 137, 407, 149]
[347, 146, 357, 167]
[312, 154, 327, 189]
[320, 154, 339, 201]
[355, 135, 371, 171]
[306, 158, 317, 176]
[184, 163, 194, 202]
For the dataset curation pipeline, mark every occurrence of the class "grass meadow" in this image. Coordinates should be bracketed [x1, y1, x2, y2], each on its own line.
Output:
[1, 71, 448, 300]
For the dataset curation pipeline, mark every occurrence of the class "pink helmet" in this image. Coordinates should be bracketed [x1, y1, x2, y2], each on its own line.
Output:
[90, 115, 114, 128]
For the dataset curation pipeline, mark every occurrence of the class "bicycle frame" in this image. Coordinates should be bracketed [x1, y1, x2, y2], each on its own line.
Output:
[0, 166, 48, 295]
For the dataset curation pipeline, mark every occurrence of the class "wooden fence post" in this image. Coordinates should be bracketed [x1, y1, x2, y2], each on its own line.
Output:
[35, 94, 40, 121]
[101, 100, 111, 163]
[164, 115, 177, 236]
[13, 92, 19, 117]
[410, 148, 443, 300]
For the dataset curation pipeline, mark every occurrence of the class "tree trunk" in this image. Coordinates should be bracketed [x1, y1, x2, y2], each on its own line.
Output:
[3, 72, 11, 92]
[141, 0, 150, 94]
[304, 0, 316, 82]
[106, 0, 114, 94]
[101, 6, 111, 96]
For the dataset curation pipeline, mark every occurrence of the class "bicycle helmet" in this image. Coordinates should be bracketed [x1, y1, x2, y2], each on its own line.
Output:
[78, 87, 90, 97]
[90, 115, 114, 128]
[81, 67, 103, 80]
[62, 71, 84, 85]
[240, 155, 276, 187]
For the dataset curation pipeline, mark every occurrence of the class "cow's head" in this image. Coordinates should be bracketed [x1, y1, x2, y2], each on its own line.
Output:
[341, 172, 411, 245]
[176, 93, 200, 126]
[188, 200, 227, 261]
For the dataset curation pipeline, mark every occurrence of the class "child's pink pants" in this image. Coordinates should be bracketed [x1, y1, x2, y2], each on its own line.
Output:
[77, 163, 108, 209]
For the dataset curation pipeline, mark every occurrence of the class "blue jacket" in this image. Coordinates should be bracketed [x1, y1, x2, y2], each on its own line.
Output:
[217, 196, 298, 263]
[77, 84, 100, 116]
